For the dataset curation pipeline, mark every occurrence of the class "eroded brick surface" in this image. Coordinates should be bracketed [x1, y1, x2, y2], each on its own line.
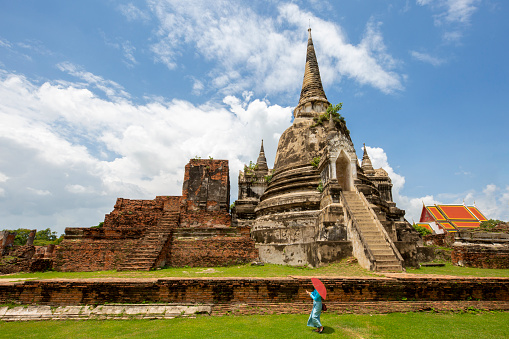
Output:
[0, 276, 507, 307]
[52, 159, 257, 272]
[452, 246, 509, 269]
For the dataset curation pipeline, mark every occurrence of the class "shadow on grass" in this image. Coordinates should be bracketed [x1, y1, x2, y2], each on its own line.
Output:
[308, 326, 335, 335]
[321, 326, 335, 334]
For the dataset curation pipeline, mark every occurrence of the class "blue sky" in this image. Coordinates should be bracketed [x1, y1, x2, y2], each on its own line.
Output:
[0, 0, 508, 234]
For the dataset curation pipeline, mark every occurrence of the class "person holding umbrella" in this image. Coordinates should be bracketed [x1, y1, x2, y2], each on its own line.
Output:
[306, 278, 326, 333]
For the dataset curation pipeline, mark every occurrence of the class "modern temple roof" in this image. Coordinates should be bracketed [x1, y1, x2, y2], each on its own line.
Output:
[419, 204, 488, 233]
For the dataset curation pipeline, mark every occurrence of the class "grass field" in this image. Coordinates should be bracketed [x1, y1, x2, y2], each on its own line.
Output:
[1, 259, 509, 281]
[0, 260, 375, 280]
[406, 263, 509, 277]
[0, 312, 508, 338]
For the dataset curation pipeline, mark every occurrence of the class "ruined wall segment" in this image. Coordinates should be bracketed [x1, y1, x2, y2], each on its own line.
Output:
[180, 159, 231, 228]
[54, 196, 177, 272]
[53, 159, 257, 272]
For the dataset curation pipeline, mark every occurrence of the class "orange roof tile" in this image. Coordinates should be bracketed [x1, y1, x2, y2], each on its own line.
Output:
[451, 221, 480, 228]
[467, 207, 488, 222]
[427, 206, 446, 221]
[437, 205, 477, 220]
[439, 222, 456, 230]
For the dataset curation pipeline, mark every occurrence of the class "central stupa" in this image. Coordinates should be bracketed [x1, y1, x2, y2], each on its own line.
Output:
[247, 29, 420, 270]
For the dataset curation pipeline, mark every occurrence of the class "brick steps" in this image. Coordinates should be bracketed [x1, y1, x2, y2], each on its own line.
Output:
[117, 212, 179, 271]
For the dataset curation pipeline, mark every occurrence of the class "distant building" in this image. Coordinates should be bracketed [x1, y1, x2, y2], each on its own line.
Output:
[418, 204, 488, 233]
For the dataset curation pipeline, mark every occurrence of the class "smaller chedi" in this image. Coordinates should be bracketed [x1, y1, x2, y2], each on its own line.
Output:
[232, 140, 272, 227]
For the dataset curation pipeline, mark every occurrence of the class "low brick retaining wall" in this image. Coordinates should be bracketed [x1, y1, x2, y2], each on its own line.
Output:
[1, 276, 508, 312]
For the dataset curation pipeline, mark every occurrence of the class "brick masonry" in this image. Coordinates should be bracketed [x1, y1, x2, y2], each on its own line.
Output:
[0, 276, 508, 315]
[52, 159, 258, 272]
[452, 245, 509, 269]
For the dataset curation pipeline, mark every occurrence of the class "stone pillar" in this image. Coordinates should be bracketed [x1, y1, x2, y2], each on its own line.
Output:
[44, 244, 56, 258]
[26, 229, 37, 246]
[1, 231, 15, 255]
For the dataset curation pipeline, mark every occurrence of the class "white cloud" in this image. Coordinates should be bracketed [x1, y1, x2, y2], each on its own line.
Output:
[0, 37, 12, 49]
[366, 146, 509, 223]
[410, 51, 446, 66]
[0, 68, 292, 233]
[192, 78, 204, 95]
[28, 188, 52, 196]
[121, 41, 138, 68]
[417, 0, 481, 41]
[118, 3, 150, 22]
[56, 62, 131, 102]
[146, 1, 403, 95]
[100, 31, 138, 68]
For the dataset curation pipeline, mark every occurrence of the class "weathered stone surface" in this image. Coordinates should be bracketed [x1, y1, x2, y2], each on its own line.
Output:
[249, 29, 420, 271]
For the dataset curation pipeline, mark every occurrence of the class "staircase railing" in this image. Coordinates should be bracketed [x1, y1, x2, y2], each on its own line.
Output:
[357, 191, 404, 264]
[341, 191, 377, 271]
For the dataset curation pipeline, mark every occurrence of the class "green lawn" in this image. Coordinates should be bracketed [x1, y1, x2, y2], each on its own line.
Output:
[0, 312, 508, 338]
[406, 262, 509, 278]
[1, 259, 508, 281]
[0, 260, 376, 280]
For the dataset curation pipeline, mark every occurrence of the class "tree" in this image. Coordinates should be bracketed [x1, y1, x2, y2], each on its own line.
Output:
[412, 224, 432, 237]
[2, 228, 63, 246]
[35, 228, 58, 241]
[9, 228, 31, 246]
[479, 219, 505, 232]
[33, 228, 59, 246]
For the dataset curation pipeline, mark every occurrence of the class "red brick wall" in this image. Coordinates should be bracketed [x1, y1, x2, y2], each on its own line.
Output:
[54, 196, 175, 272]
[423, 233, 455, 247]
[182, 159, 230, 213]
[1, 276, 507, 307]
[452, 245, 509, 269]
[180, 210, 231, 228]
[51, 159, 259, 272]
[169, 236, 258, 267]
[104, 196, 170, 230]
[53, 238, 140, 272]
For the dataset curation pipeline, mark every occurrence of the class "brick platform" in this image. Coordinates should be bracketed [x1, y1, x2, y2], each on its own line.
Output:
[1, 275, 508, 316]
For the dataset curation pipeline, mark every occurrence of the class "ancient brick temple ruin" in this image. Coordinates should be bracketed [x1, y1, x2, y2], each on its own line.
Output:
[3, 29, 430, 273]
[234, 29, 423, 271]
[53, 159, 257, 271]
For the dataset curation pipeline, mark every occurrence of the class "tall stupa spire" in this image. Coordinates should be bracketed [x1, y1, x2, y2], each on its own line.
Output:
[294, 28, 329, 119]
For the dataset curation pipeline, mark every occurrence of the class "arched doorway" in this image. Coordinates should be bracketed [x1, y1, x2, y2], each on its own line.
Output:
[336, 151, 353, 191]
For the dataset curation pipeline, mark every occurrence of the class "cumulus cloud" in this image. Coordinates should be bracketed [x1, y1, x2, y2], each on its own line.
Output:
[146, 1, 403, 96]
[0, 69, 292, 233]
[366, 146, 508, 223]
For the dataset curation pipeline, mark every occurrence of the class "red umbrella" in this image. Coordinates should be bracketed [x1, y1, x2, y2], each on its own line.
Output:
[311, 278, 326, 300]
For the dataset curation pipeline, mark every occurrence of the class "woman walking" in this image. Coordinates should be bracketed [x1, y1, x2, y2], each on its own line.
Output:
[306, 288, 324, 333]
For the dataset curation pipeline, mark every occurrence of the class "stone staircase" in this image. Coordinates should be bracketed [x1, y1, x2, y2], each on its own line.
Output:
[117, 211, 179, 271]
[342, 191, 403, 272]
